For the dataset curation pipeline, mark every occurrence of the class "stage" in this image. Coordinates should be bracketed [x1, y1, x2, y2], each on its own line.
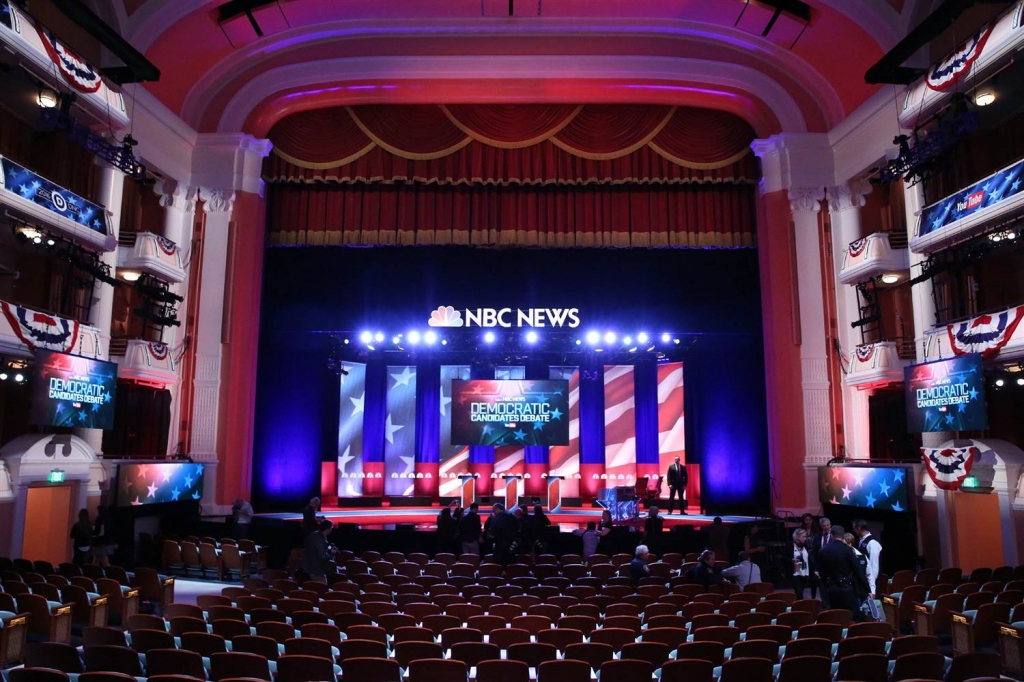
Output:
[253, 505, 761, 531]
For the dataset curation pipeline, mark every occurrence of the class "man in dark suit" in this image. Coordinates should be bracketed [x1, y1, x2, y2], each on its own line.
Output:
[807, 516, 831, 605]
[666, 456, 688, 515]
[302, 497, 321, 537]
[816, 525, 869, 621]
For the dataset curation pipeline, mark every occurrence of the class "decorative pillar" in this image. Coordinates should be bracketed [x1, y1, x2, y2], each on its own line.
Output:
[752, 134, 836, 512]
[154, 180, 197, 457]
[74, 163, 124, 456]
[827, 183, 872, 460]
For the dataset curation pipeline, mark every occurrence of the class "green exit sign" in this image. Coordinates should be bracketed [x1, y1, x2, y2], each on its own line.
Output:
[961, 476, 979, 489]
[48, 469, 65, 483]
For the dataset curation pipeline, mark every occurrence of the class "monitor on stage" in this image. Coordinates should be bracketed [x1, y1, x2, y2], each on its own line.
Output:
[904, 354, 987, 433]
[116, 462, 206, 506]
[451, 379, 570, 446]
[29, 350, 117, 430]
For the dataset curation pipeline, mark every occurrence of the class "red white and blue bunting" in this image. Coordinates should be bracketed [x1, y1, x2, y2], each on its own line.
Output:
[155, 235, 178, 257]
[35, 25, 102, 93]
[146, 342, 169, 362]
[926, 22, 994, 91]
[848, 238, 868, 258]
[854, 344, 875, 363]
[922, 446, 978, 490]
[0, 300, 79, 352]
[946, 305, 1024, 360]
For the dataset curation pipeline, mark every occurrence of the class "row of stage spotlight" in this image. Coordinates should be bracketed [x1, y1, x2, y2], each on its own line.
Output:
[351, 330, 683, 350]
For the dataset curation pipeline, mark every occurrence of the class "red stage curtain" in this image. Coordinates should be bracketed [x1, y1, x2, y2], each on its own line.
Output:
[266, 182, 756, 249]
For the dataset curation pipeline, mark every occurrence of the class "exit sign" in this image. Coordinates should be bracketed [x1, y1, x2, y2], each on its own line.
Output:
[48, 469, 65, 483]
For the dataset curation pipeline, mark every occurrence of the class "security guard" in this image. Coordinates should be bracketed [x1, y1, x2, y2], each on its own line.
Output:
[816, 525, 869, 621]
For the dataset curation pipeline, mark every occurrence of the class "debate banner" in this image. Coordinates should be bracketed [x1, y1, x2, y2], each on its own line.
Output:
[384, 366, 417, 496]
[548, 366, 581, 498]
[603, 365, 637, 482]
[337, 362, 366, 497]
[438, 365, 472, 498]
[657, 361, 686, 476]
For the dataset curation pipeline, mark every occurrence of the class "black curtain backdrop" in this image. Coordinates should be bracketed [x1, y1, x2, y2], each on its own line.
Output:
[252, 246, 770, 513]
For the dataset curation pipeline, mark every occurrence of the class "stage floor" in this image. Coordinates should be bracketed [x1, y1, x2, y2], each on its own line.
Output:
[254, 506, 760, 531]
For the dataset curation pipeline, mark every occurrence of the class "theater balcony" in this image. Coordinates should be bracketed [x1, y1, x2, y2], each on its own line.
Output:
[114, 339, 178, 388]
[117, 232, 186, 284]
[922, 303, 1024, 363]
[839, 233, 910, 286]
[911, 155, 1024, 255]
[845, 342, 909, 389]
[0, 298, 104, 360]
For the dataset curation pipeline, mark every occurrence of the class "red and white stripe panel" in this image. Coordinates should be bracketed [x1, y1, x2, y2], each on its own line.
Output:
[657, 362, 686, 475]
[603, 365, 636, 482]
[548, 367, 580, 497]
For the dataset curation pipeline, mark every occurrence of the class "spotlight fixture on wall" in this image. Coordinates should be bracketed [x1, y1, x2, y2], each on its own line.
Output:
[975, 92, 996, 107]
[37, 87, 58, 109]
[880, 273, 900, 284]
[121, 270, 141, 282]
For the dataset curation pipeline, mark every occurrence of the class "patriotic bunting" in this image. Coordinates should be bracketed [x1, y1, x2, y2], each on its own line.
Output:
[855, 345, 876, 363]
[922, 446, 978, 490]
[848, 238, 868, 258]
[35, 25, 103, 93]
[1, 300, 80, 352]
[946, 305, 1024, 360]
[926, 22, 994, 91]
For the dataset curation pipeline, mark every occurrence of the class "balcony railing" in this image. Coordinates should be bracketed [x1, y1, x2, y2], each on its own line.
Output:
[839, 233, 909, 286]
[0, 298, 103, 359]
[922, 302, 1024, 363]
[115, 339, 178, 388]
[117, 232, 186, 284]
[845, 342, 909, 388]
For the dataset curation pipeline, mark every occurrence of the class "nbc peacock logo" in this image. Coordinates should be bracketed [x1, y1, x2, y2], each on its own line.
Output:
[428, 306, 464, 328]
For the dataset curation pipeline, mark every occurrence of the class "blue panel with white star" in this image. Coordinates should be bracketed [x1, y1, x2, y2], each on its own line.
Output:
[819, 466, 910, 513]
[919, 157, 1024, 237]
[451, 379, 569, 446]
[116, 462, 205, 506]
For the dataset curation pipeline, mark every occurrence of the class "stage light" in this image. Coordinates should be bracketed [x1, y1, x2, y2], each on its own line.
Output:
[392, 336, 401, 345]
[661, 333, 671, 343]
[622, 336, 632, 345]
[996, 378, 1005, 387]
[484, 331, 496, 344]
[575, 339, 582, 345]
[0, 373, 6, 381]
[14, 373, 24, 383]
[424, 330, 437, 345]
[604, 331, 616, 345]
[407, 330, 421, 345]
[525, 330, 538, 344]
[360, 331, 372, 344]
[374, 332, 385, 343]
[673, 338, 681, 344]
[637, 332, 649, 344]
[1017, 377, 1024, 386]
[343, 338, 349, 345]
[586, 331, 599, 345]
[441, 339, 448, 345]
[37, 87, 58, 109]
[975, 91, 995, 107]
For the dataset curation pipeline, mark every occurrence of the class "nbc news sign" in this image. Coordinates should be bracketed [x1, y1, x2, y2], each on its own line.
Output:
[428, 306, 580, 329]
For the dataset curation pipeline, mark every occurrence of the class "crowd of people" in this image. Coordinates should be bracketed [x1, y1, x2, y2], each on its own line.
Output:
[436, 501, 554, 565]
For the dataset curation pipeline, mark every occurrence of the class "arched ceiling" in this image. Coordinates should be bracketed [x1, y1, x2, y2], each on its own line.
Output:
[96, 0, 935, 137]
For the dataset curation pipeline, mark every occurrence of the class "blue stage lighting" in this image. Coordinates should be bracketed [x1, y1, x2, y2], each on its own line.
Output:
[604, 331, 616, 345]
[424, 330, 437, 345]
[408, 330, 421, 345]
[360, 331, 372, 344]
[637, 332, 649, 344]
[392, 336, 401, 345]
[374, 332, 385, 343]
[526, 330, 539, 344]
[575, 339, 583, 345]
[586, 331, 600, 345]
[484, 331, 496, 344]
[622, 336, 632, 346]
[661, 333, 671, 343]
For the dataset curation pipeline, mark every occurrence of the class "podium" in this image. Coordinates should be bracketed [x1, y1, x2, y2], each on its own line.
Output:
[458, 474, 478, 509]
[544, 474, 565, 512]
[503, 474, 522, 511]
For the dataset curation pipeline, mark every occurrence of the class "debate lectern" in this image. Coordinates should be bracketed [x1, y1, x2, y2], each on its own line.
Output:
[459, 473, 478, 509]
[544, 474, 565, 512]
[502, 474, 522, 511]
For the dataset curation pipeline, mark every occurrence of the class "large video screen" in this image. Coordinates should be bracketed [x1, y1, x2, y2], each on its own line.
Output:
[116, 462, 205, 506]
[451, 380, 570, 446]
[30, 350, 117, 429]
[904, 354, 987, 433]
[819, 466, 911, 512]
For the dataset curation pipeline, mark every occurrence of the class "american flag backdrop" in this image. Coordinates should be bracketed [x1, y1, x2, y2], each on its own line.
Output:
[337, 362, 366, 497]
[548, 366, 581, 497]
[492, 366, 526, 498]
[384, 366, 417, 496]
[657, 362, 686, 474]
[438, 365, 471, 497]
[603, 365, 636, 482]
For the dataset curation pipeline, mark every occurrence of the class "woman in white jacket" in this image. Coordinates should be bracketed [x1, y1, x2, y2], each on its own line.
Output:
[791, 528, 811, 598]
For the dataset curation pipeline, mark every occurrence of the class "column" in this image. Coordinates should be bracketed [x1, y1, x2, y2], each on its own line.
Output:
[827, 183, 871, 460]
[74, 164, 124, 456]
[154, 180, 197, 457]
[904, 180, 955, 567]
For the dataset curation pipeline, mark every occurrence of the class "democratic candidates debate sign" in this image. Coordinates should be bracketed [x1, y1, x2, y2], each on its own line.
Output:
[904, 354, 987, 433]
[30, 350, 117, 429]
[451, 379, 569, 446]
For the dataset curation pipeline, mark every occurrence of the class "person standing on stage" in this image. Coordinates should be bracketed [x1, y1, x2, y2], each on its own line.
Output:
[816, 525, 869, 621]
[666, 456, 688, 515]
[302, 497, 322, 537]
[853, 519, 882, 598]
[459, 502, 483, 556]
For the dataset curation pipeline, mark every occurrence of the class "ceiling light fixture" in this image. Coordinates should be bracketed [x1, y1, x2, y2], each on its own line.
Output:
[975, 92, 995, 107]
[121, 271, 141, 282]
[880, 274, 900, 284]
[37, 87, 58, 109]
